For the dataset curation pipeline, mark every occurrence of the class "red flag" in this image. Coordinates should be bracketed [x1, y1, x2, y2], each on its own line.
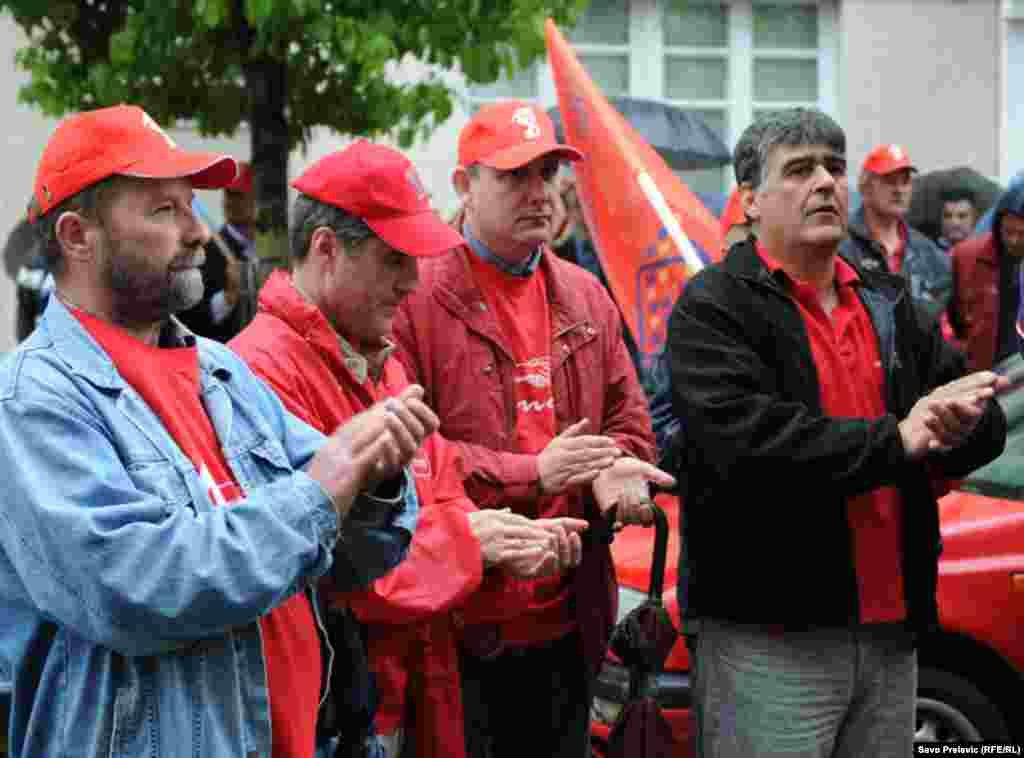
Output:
[545, 19, 724, 368]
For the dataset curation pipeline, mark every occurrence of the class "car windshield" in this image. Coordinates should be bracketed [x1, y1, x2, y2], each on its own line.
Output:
[959, 353, 1024, 500]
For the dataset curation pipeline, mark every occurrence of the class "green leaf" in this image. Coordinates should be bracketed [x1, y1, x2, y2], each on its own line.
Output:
[109, 26, 137, 68]
[245, 0, 275, 25]
[198, 0, 228, 28]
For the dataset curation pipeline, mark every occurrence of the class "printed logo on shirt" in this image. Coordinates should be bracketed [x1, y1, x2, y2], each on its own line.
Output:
[512, 357, 551, 389]
[199, 462, 242, 506]
[512, 356, 554, 414]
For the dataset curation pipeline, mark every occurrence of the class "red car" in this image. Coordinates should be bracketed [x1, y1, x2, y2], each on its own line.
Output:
[591, 359, 1024, 754]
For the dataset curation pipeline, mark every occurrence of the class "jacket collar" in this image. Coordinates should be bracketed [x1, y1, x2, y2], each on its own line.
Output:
[724, 238, 907, 303]
[430, 245, 587, 348]
[257, 270, 393, 386]
[41, 296, 234, 391]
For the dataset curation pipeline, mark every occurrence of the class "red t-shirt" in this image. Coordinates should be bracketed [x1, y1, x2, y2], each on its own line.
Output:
[467, 253, 575, 644]
[886, 222, 909, 274]
[76, 312, 322, 758]
[756, 246, 907, 624]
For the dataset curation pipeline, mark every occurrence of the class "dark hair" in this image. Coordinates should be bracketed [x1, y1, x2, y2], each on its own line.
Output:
[733, 108, 845, 190]
[30, 176, 119, 277]
[289, 194, 375, 263]
[940, 187, 977, 209]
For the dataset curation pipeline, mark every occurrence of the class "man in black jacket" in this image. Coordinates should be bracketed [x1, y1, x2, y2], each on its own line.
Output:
[667, 108, 1007, 758]
[177, 161, 256, 341]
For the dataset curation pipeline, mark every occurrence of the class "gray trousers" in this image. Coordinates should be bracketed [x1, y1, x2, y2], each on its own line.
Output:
[689, 619, 917, 758]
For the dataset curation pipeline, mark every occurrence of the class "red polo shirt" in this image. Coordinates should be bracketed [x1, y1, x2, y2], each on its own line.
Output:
[756, 244, 907, 624]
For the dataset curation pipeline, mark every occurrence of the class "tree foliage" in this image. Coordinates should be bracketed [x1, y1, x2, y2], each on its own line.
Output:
[2, 0, 587, 151]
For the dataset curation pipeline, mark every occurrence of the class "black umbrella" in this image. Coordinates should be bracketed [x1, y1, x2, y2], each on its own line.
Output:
[548, 97, 731, 171]
[605, 501, 679, 757]
[908, 166, 1004, 242]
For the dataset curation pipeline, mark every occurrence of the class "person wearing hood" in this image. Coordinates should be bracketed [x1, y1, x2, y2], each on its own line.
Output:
[839, 144, 952, 322]
[948, 181, 1024, 370]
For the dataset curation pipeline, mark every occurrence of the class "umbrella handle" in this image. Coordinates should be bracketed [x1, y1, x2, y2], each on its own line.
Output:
[603, 501, 669, 600]
[648, 502, 668, 601]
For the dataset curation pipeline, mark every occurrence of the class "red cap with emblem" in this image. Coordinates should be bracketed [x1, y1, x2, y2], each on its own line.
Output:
[292, 140, 464, 257]
[31, 104, 237, 221]
[459, 100, 583, 170]
[862, 144, 916, 176]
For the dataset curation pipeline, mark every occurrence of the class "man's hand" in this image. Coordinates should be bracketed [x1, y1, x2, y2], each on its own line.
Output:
[307, 385, 438, 518]
[899, 371, 1008, 459]
[466, 511, 588, 579]
[307, 411, 408, 520]
[335, 385, 439, 483]
[495, 516, 590, 579]
[537, 419, 621, 495]
[591, 457, 676, 527]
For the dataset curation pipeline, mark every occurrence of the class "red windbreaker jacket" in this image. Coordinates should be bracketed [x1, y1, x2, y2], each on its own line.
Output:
[393, 245, 657, 679]
[230, 270, 486, 757]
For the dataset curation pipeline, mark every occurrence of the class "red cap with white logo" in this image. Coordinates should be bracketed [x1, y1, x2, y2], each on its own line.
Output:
[459, 100, 583, 170]
[862, 144, 916, 176]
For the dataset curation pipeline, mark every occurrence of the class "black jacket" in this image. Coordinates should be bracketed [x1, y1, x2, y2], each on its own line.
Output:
[177, 227, 254, 342]
[667, 239, 1006, 632]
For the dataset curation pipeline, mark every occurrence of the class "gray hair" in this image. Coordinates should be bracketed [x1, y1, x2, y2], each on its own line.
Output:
[289, 194, 375, 263]
[733, 108, 845, 190]
[30, 176, 119, 276]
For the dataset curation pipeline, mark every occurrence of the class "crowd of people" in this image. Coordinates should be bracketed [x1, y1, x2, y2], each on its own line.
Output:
[0, 97, 1015, 758]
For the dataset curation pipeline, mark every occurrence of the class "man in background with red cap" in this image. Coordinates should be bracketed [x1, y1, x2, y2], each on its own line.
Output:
[841, 144, 952, 321]
[393, 100, 673, 758]
[179, 161, 257, 341]
[0, 105, 433, 758]
[231, 139, 587, 758]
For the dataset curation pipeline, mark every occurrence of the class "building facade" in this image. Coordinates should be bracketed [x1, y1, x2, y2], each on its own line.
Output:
[0, 0, 1020, 352]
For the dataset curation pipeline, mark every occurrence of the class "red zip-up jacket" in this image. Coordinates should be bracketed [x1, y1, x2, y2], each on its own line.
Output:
[230, 270, 486, 757]
[393, 246, 657, 679]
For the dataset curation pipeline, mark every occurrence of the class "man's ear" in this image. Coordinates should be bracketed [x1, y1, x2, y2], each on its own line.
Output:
[452, 166, 471, 203]
[309, 226, 338, 266]
[55, 211, 97, 266]
[739, 183, 760, 224]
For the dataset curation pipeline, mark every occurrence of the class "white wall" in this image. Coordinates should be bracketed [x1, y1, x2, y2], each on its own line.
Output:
[840, 0, 1001, 180]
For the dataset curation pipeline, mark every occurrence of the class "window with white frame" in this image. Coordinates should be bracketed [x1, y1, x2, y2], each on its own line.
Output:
[466, 0, 837, 196]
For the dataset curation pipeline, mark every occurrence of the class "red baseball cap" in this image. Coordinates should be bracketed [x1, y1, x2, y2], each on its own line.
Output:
[862, 144, 916, 176]
[459, 100, 582, 170]
[292, 140, 465, 257]
[720, 188, 747, 238]
[226, 161, 254, 194]
[31, 105, 237, 220]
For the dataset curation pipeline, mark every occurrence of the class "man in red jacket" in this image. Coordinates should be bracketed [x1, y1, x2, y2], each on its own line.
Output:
[392, 101, 673, 758]
[230, 140, 588, 758]
[948, 182, 1024, 370]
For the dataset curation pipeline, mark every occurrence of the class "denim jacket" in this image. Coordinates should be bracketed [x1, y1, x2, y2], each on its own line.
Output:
[840, 207, 953, 321]
[0, 298, 417, 757]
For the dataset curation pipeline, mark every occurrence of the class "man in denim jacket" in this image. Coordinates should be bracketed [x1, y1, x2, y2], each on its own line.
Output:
[0, 105, 431, 758]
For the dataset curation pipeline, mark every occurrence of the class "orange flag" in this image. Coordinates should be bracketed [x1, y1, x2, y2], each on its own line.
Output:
[545, 19, 724, 368]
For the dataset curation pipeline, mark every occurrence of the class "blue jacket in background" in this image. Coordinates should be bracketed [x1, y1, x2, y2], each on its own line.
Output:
[840, 206, 953, 321]
[0, 297, 416, 757]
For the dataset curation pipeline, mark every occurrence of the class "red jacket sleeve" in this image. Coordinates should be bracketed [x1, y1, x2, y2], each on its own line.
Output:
[348, 434, 485, 623]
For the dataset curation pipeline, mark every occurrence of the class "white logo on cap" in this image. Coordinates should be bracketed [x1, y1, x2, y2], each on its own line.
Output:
[406, 167, 428, 201]
[141, 112, 177, 148]
[889, 145, 904, 160]
[511, 107, 541, 140]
